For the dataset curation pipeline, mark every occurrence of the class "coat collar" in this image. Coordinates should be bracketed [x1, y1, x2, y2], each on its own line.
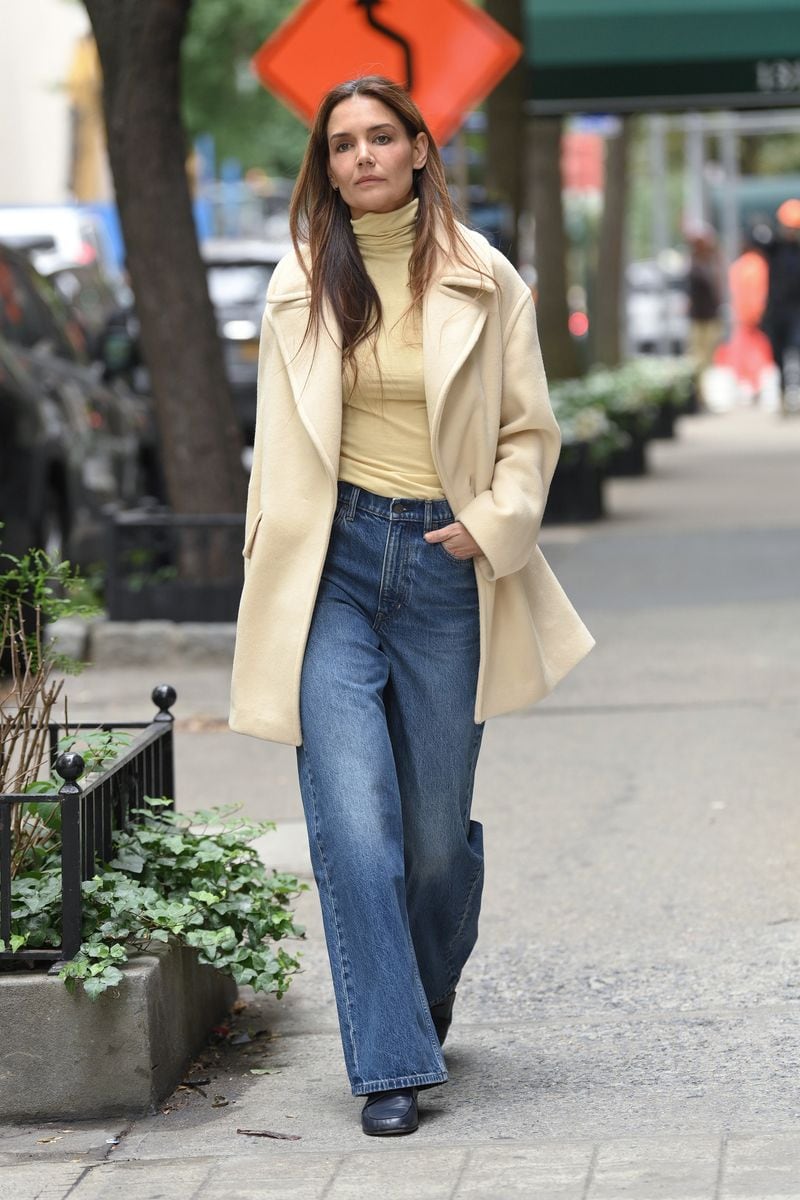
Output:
[266, 225, 495, 487]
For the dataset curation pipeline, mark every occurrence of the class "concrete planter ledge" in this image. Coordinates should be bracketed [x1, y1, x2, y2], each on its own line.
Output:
[47, 618, 236, 667]
[0, 941, 236, 1121]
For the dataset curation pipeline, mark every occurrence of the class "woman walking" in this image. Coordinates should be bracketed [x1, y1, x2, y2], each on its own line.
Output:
[230, 76, 593, 1136]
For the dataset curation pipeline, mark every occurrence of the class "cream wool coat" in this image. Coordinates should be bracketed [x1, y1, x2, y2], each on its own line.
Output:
[229, 224, 594, 745]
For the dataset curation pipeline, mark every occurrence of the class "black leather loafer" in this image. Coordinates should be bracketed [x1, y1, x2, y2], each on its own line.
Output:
[361, 1087, 419, 1136]
[429, 991, 456, 1046]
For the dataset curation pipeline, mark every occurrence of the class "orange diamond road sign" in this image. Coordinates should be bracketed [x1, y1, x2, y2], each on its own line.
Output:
[251, 0, 522, 145]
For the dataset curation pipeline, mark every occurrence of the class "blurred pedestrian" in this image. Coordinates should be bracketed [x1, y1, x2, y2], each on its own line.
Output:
[713, 223, 774, 401]
[762, 199, 800, 412]
[229, 76, 593, 1136]
[685, 224, 723, 400]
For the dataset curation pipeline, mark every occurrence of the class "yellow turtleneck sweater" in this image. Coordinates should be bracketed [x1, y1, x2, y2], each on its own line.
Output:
[338, 198, 444, 499]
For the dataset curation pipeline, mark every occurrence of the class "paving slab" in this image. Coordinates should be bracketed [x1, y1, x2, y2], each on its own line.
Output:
[0, 1163, 90, 1199]
[0, 1121, 125, 1166]
[326, 1146, 468, 1199]
[588, 1134, 721, 1198]
[455, 1141, 594, 1198]
[68, 1156, 216, 1199]
[722, 1131, 800, 1198]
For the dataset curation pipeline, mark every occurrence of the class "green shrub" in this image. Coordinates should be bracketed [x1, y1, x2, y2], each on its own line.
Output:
[3, 799, 306, 999]
[550, 356, 697, 461]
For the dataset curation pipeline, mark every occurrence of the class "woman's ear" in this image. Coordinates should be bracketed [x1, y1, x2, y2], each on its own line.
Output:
[413, 132, 429, 170]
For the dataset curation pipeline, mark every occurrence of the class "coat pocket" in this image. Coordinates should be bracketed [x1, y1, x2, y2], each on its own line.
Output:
[242, 510, 263, 559]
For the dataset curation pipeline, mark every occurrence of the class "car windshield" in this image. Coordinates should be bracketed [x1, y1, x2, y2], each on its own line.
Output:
[207, 264, 274, 308]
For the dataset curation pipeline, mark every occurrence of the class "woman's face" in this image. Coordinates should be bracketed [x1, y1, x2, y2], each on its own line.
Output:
[326, 94, 428, 220]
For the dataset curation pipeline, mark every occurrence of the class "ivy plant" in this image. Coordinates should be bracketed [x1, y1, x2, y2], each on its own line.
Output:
[3, 800, 306, 1000]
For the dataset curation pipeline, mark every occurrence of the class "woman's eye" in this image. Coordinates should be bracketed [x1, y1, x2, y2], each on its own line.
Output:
[335, 142, 351, 153]
[374, 134, 391, 144]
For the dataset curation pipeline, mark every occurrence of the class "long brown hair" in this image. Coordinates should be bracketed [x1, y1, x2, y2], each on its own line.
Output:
[289, 76, 481, 368]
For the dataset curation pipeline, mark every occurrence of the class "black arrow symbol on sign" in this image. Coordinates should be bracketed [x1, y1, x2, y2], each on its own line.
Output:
[355, 0, 414, 91]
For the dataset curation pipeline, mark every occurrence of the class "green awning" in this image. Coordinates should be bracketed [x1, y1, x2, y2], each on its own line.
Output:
[525, 0, 800, 112]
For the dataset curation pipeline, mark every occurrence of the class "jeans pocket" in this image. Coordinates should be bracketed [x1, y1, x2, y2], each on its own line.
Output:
[438, 541, 473, 566]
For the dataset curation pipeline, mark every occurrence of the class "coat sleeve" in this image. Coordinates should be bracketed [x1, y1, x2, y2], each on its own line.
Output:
[454, 288, 561, 583]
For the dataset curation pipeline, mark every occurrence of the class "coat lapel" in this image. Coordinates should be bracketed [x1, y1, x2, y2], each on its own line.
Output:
[268, 279, 343, 487]
[422, 267, 495, 450]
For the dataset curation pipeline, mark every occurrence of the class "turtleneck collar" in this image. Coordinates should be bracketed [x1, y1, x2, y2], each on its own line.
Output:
[351, 197, 418, 253]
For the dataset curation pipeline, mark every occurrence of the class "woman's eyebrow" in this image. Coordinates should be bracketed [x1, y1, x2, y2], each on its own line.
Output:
[329, 123, 397, 142]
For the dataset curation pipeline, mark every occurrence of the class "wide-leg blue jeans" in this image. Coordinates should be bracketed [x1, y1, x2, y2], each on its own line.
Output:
[296, 481, 485, 1095]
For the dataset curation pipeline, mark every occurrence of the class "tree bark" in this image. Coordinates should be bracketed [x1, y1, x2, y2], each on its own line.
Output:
[84, 0, 244, 515]
[592, 119, 631, 368]
[528, 116, 582, 381]
[485, 0, 525, 263]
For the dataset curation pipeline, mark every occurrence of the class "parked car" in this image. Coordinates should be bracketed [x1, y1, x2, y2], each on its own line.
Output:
[626, 257, 690, 355]
[0, 242, 159, 565]
[0, 205, 132, 360]
[0, 204, 121, 279]
[201, 238, 288, 445]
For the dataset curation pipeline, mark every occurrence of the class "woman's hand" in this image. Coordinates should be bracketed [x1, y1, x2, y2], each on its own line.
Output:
[423, 521, 483, 560]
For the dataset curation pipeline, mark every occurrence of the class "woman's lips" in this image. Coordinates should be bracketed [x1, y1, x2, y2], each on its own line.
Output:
[356, 176, 384, 185]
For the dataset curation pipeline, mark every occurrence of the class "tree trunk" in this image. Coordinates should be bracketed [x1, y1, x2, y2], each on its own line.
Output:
[592, 119, 631, 368]
[84, 0, 244, 516]
[528, 116, 582, 380]
[485, 0, 525, 263]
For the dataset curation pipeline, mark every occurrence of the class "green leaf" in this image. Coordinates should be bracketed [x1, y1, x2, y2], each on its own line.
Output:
[161, 835, 186, 855]
[83, 976, 111, 999]
[110, 850, 146, 874]
[188, 890, 221, 905]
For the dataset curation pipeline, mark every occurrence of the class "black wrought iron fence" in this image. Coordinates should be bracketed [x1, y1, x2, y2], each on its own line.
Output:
[0, 685, 176, 966]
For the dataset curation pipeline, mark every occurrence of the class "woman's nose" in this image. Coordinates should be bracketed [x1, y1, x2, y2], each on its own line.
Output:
[357, 143, 375, 164]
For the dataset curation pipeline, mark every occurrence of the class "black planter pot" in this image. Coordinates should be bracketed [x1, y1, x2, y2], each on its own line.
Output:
[106, 510, 244, 623]
[651, 399, 677, 439]
[607, 429, 648, 477]
[544, 442, 606, 523]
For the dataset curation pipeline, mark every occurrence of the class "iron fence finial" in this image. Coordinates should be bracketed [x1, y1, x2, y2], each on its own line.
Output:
[152, 684, 177, 721]
[55, 752, 85, 786]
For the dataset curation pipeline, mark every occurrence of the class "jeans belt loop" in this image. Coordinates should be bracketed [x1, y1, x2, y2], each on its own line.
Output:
[347, 486, 360, 521]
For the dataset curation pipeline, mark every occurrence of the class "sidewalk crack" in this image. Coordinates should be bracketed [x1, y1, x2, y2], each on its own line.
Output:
[449, 1148, 472, 1199]
[62, 1164, 96, 1199]
[319, 1155, 345, 1199]
[713, 1130, 728, 1199]
[581, 1144, 599, 1200]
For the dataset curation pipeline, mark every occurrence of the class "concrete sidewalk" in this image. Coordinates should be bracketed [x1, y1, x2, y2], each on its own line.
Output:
[3, 408, 800, 1198]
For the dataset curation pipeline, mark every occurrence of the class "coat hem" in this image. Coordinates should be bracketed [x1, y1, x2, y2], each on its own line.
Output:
[228, 711, 301, 746]
[474, 628, 596, 723]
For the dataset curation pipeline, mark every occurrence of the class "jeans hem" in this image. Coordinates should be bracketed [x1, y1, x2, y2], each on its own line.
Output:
[351, 1070, 448, 1096]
